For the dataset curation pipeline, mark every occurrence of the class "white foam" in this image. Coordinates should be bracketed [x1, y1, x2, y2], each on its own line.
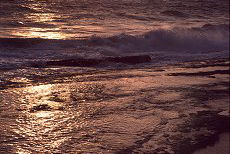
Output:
[0, 24, 229, 70]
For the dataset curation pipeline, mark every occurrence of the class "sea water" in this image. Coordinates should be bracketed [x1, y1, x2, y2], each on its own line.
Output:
[0, 0, 229, 71]
[0, 1, 229, 153]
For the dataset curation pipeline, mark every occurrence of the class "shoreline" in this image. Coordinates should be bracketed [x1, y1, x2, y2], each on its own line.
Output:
[0, 58, 229, 153]
[0, 57, 229, 89]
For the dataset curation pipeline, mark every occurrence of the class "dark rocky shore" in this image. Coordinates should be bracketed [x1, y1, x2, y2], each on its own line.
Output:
[0, 58, 229, 153]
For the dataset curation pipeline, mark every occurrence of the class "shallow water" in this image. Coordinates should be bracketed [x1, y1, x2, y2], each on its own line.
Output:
[193, 133, 230, 154]
[0, 1, 229, 153]
[0, 60, 229, 153]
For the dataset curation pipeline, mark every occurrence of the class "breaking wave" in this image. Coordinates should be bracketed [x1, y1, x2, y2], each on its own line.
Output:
[0, 24, 229, 69]
[89, 24, 229, 54]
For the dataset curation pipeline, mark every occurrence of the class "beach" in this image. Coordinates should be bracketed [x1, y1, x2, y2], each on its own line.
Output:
[0, 58, 229, 153]
[0, 1, 229, 153]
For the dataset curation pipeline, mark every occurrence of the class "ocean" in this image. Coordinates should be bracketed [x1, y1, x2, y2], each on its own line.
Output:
[0, 0, 229, 71]
[0, 0, 229, 153]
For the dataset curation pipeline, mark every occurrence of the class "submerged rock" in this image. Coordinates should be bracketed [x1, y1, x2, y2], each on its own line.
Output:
[46, 55, 151, 67]
[31, 104, 51, 112]
[106, 55, 152, 64]
[46, 58, 101, 67]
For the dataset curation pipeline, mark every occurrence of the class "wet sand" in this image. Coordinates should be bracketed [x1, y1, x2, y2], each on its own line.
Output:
[0, 58, 229, 153]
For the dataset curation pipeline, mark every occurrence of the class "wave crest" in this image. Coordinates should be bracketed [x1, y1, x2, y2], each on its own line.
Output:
[89, 24, 229, 55]
[0, 24, 229, 69]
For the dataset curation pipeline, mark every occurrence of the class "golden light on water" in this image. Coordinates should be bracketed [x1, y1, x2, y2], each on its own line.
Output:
[11, 82, 91, 153]
[14, 1, 67, 39]
[23, 28, 66, 39]
[4, 0, 164, 39]
[14, 84, 70, 153]
[10, 27, 66, 39]
[27, 13, 56, 23]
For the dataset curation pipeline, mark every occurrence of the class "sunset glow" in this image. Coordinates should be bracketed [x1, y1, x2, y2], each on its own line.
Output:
[0, 0, 229, 153]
